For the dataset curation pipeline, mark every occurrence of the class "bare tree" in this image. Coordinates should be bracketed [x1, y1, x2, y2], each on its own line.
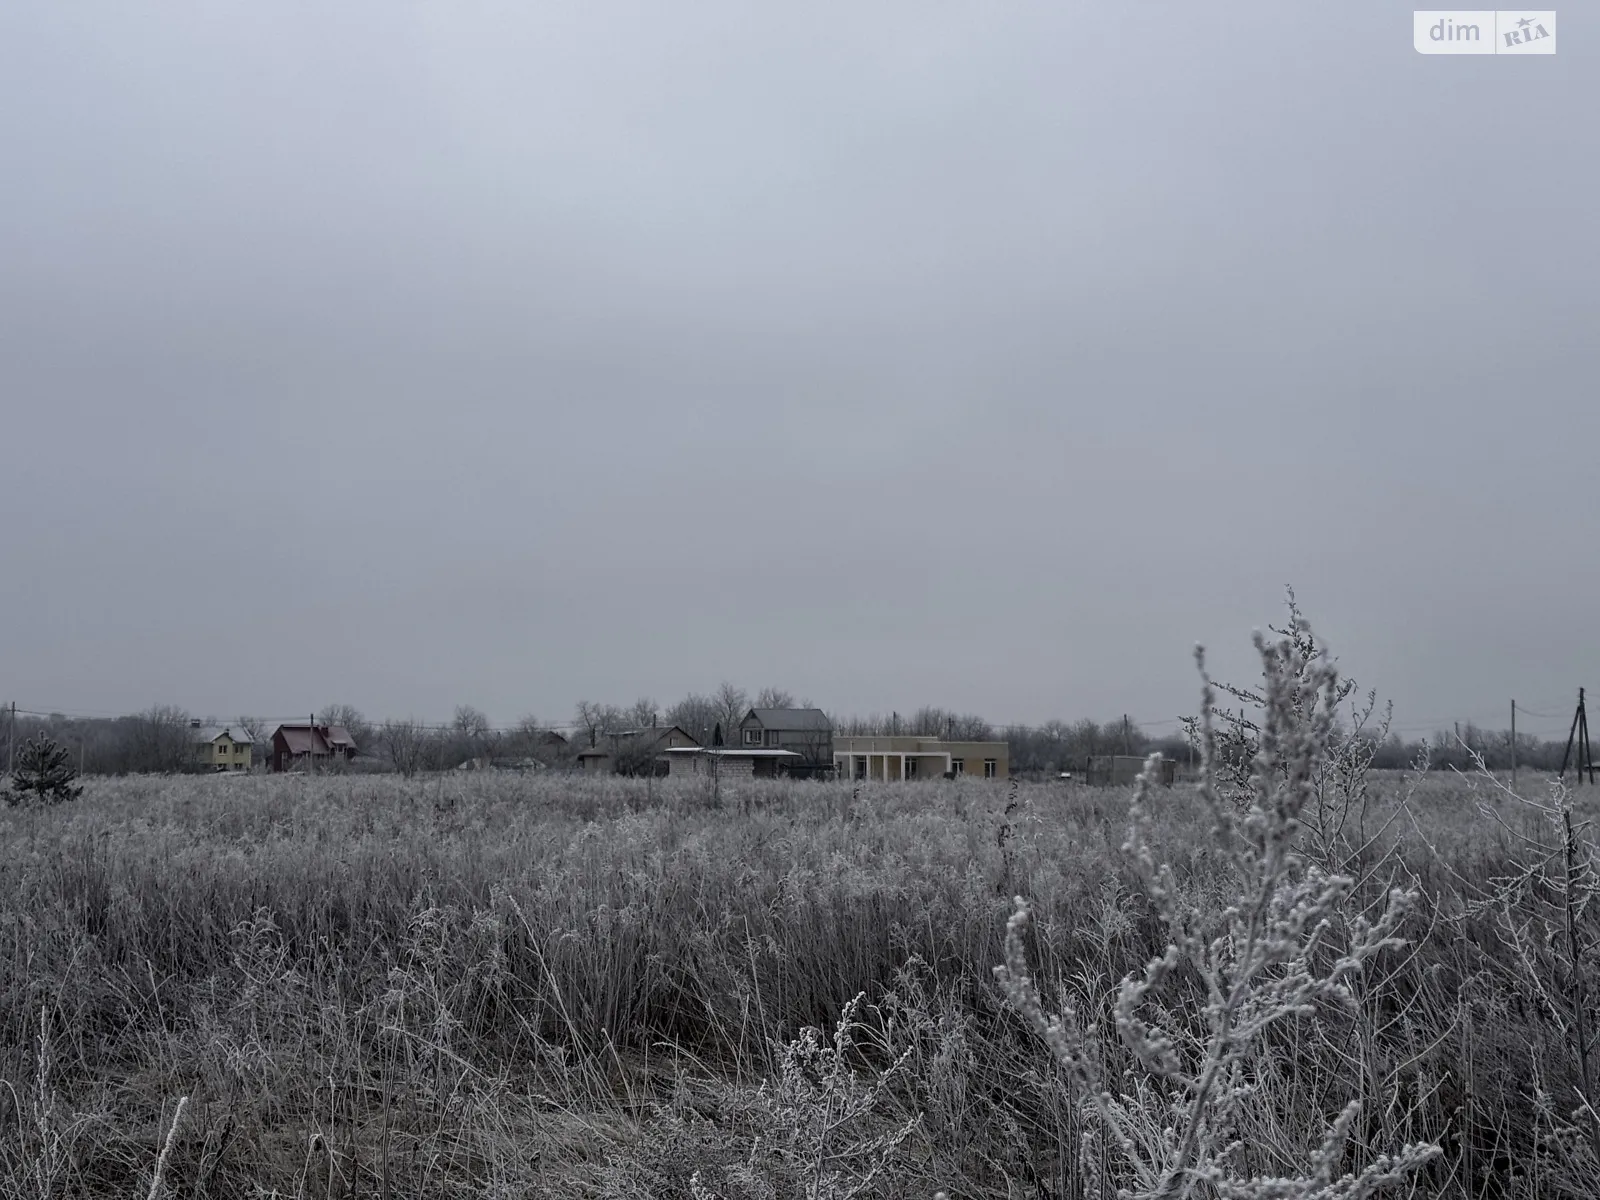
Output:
[666, 692, 719, 746]
[573, 700, 626, 747]
[128, 705, 195, 773]
[789, 716, 836, 774]
[318, 704, 373, 753]
[611, 730, 667, 777]
[574, 701, 603, 748]
[379, 719, 434, 779]
[755, 687, 795, 709]
[448, 705, 493, 765]
[950, 712, 994, 741]
[505, 715, 540, 756]
[713, 682, 749, 737]
[504, 715, 569, 767]
[453, 705, 490, 738]
[628, 697, 659, 729]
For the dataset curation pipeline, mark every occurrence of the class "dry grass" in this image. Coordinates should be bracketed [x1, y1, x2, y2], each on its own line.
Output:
[0, 760, 1593, 1197]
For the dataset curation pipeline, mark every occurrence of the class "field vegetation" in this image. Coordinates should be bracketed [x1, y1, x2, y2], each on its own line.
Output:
[2, 625, 1596, 1198]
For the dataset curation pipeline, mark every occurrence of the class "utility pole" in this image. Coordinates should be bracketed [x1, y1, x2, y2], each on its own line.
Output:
[6, 701, 14, 778]
[1585, 691, 1597, 785]
[1559, 689, 1595, 785]
[1123, 714, 1131, 756]
[1511, 700, 1517, 789]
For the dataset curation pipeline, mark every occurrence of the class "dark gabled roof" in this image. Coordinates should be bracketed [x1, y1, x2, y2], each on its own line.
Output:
[273, 724, 358, 755]
[743, 707, 832, 732]
[577, 726, 700, 756]
[626, 725, 699, 744]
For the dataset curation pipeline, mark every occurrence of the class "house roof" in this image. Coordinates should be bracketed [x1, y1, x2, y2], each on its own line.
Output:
[577, 725, 699, 756]
[664, 747, 800, 758]
[744, 707, 832, 731]
[192, 725, 254, 745]
[274, 724, 357, 755]
[609, 725, 698, 744]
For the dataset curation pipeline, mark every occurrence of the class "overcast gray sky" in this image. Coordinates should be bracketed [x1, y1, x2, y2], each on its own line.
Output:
[1, 2, 1594, 739]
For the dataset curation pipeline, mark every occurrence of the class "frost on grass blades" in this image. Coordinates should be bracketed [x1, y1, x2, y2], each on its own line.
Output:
[3, 610, 1597, 1197]
[995, 622, 1440, 1199]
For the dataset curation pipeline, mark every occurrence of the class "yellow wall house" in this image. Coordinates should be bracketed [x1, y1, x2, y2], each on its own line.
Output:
[833, 736, 1009, 781]
[192, 722, 253, 772]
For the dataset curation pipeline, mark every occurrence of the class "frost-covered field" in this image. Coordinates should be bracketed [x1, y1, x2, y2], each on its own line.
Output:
[0, 755, 1592, 1198]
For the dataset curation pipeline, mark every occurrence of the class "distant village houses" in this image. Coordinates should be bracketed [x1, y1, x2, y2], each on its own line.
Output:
[455, 729, 571, 772]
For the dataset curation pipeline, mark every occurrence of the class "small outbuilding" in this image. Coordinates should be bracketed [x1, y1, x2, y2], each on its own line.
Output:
[664, 746, 801, 779]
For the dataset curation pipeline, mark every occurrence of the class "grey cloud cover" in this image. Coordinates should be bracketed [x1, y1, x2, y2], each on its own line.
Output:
[1, 2, 1594, 735]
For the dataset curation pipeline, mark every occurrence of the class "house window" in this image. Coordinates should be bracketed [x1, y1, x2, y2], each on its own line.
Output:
[766, 729, 779, 747]
[905, 757, 918, 779]
[952, 758, 964, 775]
[855, 756, 867, 780]
[984, 759, 998, 778]
[743, 729, 762, 746]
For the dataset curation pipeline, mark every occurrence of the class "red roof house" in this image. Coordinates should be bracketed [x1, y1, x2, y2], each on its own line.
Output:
[270, 723, 359, 773]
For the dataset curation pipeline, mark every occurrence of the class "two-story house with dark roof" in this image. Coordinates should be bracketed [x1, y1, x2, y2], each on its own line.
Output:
[270, 722, 359, 772]
[736, 707, 834, 777]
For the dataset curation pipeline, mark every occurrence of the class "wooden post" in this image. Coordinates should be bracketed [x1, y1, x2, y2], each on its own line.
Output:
[1560, 691, 1583, 783]
[1581, 690, 1595, 785]
[1511, 700, 1517, 789]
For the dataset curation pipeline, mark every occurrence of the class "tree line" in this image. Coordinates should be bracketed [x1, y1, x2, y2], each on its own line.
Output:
[0, 691, 1586, 779]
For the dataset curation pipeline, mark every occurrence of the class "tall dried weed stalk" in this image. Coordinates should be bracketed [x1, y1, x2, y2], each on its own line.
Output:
[995, 620, 1441, 1198]
[1442, 750, 1600, 1195]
